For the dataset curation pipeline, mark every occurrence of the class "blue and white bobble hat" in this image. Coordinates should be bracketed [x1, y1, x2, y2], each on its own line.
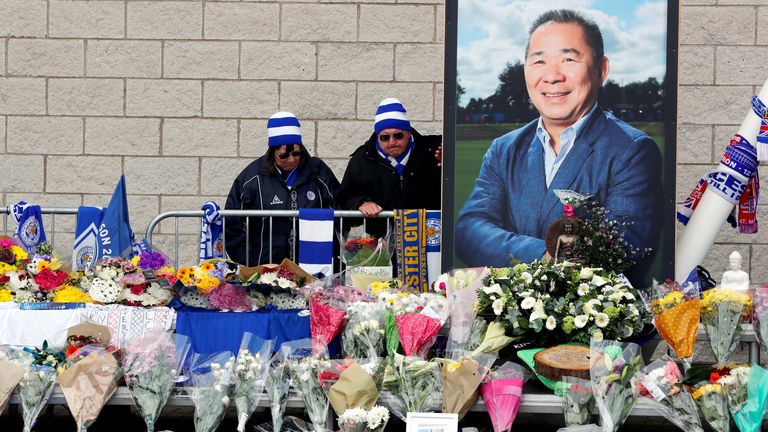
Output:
[374, 98, 411, 134]
[267, 112, 302, 147]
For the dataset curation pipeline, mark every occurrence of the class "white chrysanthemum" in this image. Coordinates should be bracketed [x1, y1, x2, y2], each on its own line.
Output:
[141, 294, 161, 306]
[276, 277, 295, 289]
[545, 316, 557, 330]
[340, 407, 367, 424]
[520, 296, 536, 310]
[492, 298, 504, 316]
[88, 277, 120, 303]
[577, 283, 590, 296]
[366, 406, 390, 429]
[574, 315, 589, 328]
[258, 272, 278, 285]
[594, 313, 610, 328]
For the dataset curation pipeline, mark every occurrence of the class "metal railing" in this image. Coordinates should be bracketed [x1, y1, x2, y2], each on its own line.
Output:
[1, 206, 79, 253]
[144, 209, 415, 268]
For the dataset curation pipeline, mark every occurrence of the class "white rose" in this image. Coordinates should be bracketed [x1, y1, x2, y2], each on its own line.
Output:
[521, 272, 533, 284]
[579, 268, 594, 280]
[545, 316, 557, 330]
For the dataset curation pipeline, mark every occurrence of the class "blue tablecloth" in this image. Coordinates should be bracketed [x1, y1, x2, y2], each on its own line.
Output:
[174, 304, 341, 356]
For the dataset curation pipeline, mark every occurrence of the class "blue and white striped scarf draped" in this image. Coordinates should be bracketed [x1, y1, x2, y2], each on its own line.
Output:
[276, 165, 300, 190]
[298, 208, 334, 277]
[199, 201, 225, 261]
[376, 137, 414, 175]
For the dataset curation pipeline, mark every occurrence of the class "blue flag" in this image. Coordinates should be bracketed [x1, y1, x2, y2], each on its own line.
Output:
[72, 206, 104, 269]
[98, 175, 135, 259]
[13, 201, 46, 251]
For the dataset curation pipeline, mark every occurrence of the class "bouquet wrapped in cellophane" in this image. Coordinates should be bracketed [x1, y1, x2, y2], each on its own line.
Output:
[440, 267, 489, 353]
[264, 345, 292, 432]
[285, 338, 330, 432]
[234, 333, 274, 432]
[343, 301, 386, 360]
[731, 365, 768, 432]
[479, 361, 529, 432]
[122, 330, 191, 432]
[751, 285, 768, 354]
[318, 357, 384, 417]
[637, 356, 703, 432]
[589, 340, 644, 432]
[19, 340, 66, 432]
[691, 381, 730, 432]
[381, 353, 442, 422]
[187, 351, 236, 432]
[561, 376, 594, 427]
[700, 287, 751, 365]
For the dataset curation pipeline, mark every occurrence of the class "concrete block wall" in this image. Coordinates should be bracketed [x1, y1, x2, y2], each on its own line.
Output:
[0, 0, 444, 266]
[677, 0, 768, 285]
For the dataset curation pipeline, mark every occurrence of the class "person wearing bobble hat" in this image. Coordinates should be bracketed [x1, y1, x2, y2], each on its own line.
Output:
[336, 98, 443, 237]
[225, 112, 340, 266]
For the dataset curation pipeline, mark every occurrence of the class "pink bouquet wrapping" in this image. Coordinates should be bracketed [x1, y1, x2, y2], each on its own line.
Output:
[480, 362, 529, 432]
[395, 313, 442, 357]
[310, 298, 347, 354]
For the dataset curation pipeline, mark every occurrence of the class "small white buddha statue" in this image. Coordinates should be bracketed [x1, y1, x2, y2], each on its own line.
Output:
[720, 251, 750, 292]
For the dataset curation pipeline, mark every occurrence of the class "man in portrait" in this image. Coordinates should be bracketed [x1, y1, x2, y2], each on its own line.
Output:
[455, 9, 664, 287]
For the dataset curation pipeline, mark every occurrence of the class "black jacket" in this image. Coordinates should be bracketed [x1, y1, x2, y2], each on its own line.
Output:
[336, 129, 442, 236]
[224, 156, 339, 266]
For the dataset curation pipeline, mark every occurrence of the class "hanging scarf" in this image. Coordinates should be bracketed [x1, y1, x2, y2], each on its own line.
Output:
[376, 137, 414, 175]
[199, 201, 224, 261]
[394, 209, 429, 292]
[12, 201, 46, 251]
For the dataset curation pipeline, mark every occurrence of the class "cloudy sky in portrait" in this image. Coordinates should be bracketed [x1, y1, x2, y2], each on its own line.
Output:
[457, 0, 667, 101]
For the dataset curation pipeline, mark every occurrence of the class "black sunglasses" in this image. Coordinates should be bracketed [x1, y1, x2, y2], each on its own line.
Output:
[378, 132, 406, 142]
[277, 150, 302, 160]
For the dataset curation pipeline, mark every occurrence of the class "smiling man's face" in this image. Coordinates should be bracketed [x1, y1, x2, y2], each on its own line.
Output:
[524, 21, 608, 133]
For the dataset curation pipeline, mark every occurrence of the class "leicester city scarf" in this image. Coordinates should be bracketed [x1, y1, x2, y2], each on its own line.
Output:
[12, 201, 46, 251]
[376, 138, 414, 175]
[425, 210, 441, 286]
[394, 209, 428, 292]
[200, 201, 225, 261]
[298, 208, 334, 276]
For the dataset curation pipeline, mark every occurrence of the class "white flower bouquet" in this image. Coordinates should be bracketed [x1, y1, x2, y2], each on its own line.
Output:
[122, 331, 190, 432]
[288, 352, 331, 431]
[265, 347, 292, 432]
[338, 406, 390, 432]
[18, 364, 57, 432]
[381, 354, 442, 422]
[188, 352, 236, 432]
[234, 333, 274, 432]
[589, 340, 644, 432]
[343, 301, 386, 360]
[637, 357, 703, 432]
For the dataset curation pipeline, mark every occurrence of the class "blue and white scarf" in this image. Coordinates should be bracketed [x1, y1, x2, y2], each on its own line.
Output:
[199, 201, 225, 261]
[12, 201, 46, 251]
[298, 208, 334, 277]
[376, 137, 414, 175]
[277, 165, 300, 190]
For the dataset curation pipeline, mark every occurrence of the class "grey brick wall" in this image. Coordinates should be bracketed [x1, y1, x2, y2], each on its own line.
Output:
[678, 0, 768, 285]
[1, 0, 756, 282]
[0, 0, 444, 266]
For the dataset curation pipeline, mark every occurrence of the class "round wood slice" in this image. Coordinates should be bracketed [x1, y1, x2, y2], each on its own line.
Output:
[534, 345, 595, 381]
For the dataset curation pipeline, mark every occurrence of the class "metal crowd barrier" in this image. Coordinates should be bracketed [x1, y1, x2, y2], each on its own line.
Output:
[144, 209, 421, 269]
[1, 206, 79, 253]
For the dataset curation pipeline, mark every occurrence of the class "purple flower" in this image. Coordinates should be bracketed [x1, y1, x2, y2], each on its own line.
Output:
[138, 251, 166, 270]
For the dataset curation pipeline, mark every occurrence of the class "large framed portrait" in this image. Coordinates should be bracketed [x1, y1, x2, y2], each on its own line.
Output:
[441, 0, 678, 283]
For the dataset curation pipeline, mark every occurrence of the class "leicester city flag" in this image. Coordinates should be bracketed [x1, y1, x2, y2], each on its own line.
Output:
[97, 175, 135, 259]
[72, 206, 104, 269]
[13, 201, 46, 251]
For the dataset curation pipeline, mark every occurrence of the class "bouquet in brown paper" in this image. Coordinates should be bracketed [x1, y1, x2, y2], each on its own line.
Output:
[0, 347, 33, 413]
[58, 348, 120, 431]
[319, 358, 385, 416]
[439, 350, 496, 420]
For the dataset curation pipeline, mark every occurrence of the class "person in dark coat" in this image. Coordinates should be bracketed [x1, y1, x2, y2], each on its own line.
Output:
[336, 98, 443, 237]
[225, 112, 339, 266]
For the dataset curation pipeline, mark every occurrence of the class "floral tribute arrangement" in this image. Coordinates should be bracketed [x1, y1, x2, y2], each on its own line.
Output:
[691, 381, 730, 432]
[381, 354, 442, 422]
[700, 287, 751, 364]
[561, 376, 594, 427]
[753, 285, 768, 354]
[0, 347, 33, 413]
[474, 262, 650, 346]
[589, 340, 644, 432]
[637, 357, 703, 432]
[343, 236, 392, 267]
[234, 334, 274, 432]
[338, 406, 390, 432]
[644, 278, 700, 369]
[479, 361, 529, 432]
[188, 352, 237, 432]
